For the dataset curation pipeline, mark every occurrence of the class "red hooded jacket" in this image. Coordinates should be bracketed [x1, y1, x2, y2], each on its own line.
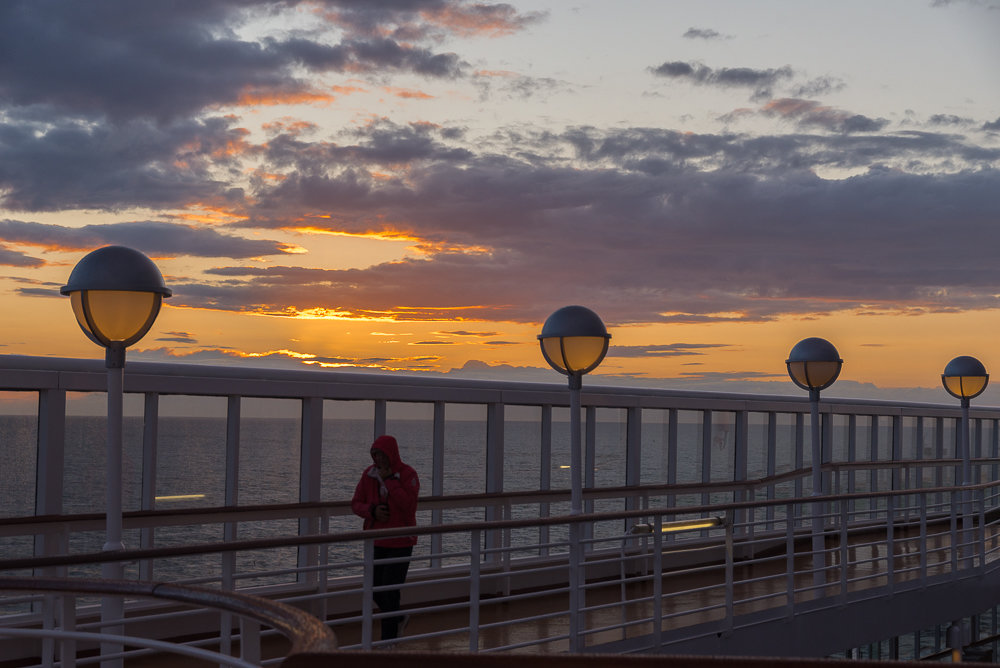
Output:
[351, 435, 419, 547]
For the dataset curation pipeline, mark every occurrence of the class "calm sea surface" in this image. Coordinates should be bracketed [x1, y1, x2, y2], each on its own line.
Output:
[0, 411, 962, 583]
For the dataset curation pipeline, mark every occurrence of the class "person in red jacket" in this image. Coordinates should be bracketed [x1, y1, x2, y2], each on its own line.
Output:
[351, 435, 419, 641]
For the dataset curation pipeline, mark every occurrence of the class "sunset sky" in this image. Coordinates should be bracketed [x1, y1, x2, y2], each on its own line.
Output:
[2, 0, 1000, 403]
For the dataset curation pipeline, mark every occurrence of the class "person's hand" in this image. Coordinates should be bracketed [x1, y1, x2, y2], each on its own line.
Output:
[374, 503, 390, 522]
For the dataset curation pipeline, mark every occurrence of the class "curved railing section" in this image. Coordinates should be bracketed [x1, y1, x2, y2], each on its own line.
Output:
[0, 575, 337, 664]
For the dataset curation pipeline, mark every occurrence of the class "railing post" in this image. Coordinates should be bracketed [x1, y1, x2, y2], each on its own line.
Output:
[919, 493, 928, 586]
[625, 406, 642, 514]
[794, 412, 805, 504]
[540, 405, 552, 557]
[298, 397, 323, 608]
[950, 491, 959, 575]
[886, 494, 895, 595]
[484, 401, 504, 563]
[139, 392, 158, 581]
[240, 617, 261, 665]
[838, 499, 848, 606]
[431, 401, 445, 568]
[724, 510, 734, 634]
[568, 518, 583, 652]
[35, 387, 67, 617]
[652, 514, 663, 650]
[469, 528, 481, 652]
[362, 539, 374, 649]
[374, 399, 387, 438]
[221, 395, 240, 656]
[666, 409, 678, 524]
[766, 411, 777, 529]
[733, 410, 748, 538]
[978, 487, 986, 573]
[701, 410, 712, 507]
[785, 503, 796, 620]
[584, 405, 596, 541]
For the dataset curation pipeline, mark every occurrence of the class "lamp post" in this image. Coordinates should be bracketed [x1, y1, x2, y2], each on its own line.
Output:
[61, 246, 170, 666]
[538, 305, 610, 653]
[942, 355, 988, 564]
[786, 337, 842, 595]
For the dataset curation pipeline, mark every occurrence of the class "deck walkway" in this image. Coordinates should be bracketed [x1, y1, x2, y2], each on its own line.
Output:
[321, 518, 994, 658]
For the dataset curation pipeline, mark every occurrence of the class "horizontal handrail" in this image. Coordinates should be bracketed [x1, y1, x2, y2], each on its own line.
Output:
[3, 353, 1000, 417]
[0, 479, 983, 573]
[2, 456, 987, 534]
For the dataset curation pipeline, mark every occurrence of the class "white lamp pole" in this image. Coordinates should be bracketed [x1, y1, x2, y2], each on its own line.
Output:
[62, 246, 170, 667]
[539, 305, 610, 653]
[942, 355, 989, 564]
[786, 337, 842, 596]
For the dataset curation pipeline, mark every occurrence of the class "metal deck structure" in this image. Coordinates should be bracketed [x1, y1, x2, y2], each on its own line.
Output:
[2, 355, 1000, 665]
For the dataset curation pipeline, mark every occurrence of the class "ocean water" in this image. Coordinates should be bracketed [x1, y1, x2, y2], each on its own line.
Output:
[1, 408, 969, 513]
[0, 406, 970, 584]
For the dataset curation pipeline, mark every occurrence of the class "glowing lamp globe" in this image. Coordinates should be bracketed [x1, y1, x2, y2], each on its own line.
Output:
[786, 337, 843, 394]
[61, 246, 171, 367]
[538, 305, 611, 379]
[942, 356, 989, 402]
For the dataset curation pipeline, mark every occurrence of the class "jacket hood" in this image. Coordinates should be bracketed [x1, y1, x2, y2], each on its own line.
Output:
[371, 434, 402, 470]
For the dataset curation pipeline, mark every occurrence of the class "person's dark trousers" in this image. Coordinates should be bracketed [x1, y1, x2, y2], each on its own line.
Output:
[372, 545, 413, 640]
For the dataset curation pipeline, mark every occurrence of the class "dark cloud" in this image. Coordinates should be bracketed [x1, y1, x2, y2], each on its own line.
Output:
[761, 99, 889, 133]
[156, 331, 198, 344]
[651, 61, 793, 100]
[175, 118, 1000, 326]
[0, 244, 44, 267]
[677, 370, 787, 381]
[440, 330, 499, 336]
[791, 76, 846, 98]
[683, 28, 724, 40]
[327, 1, 546, 41]
[0, 1, 490, 125]
[984, 117, 1000, 131]
[0, 116, 243, 210]
[474, 71, 568, 102]
[0, 219, 292, 258]
[608, 344, 728, 358]
[930, 114, 974, 126]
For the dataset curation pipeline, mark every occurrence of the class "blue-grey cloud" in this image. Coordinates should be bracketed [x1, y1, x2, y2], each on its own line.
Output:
[0, 116, 241, 210]
[0, 245, 44, 267]
[608, 344, 728, 358]
[683, 28, 725, 40]
[0, 1, 484, 125]
[439, 330, 500, 337]
[651, 60, 793, 100]
[0, 219, 292, 258]
[156, 331, 198, 344]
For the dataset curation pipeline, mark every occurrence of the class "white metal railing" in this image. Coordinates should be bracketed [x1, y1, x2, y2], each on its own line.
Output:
[3, 355, 1000, 662]
[4, 475, 1000, 660]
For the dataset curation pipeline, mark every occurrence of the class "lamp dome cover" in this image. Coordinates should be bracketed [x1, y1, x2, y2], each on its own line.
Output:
[61, 246, 172, 297]
[786, 337, 841, 365]
[539, 305, 609, 339]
